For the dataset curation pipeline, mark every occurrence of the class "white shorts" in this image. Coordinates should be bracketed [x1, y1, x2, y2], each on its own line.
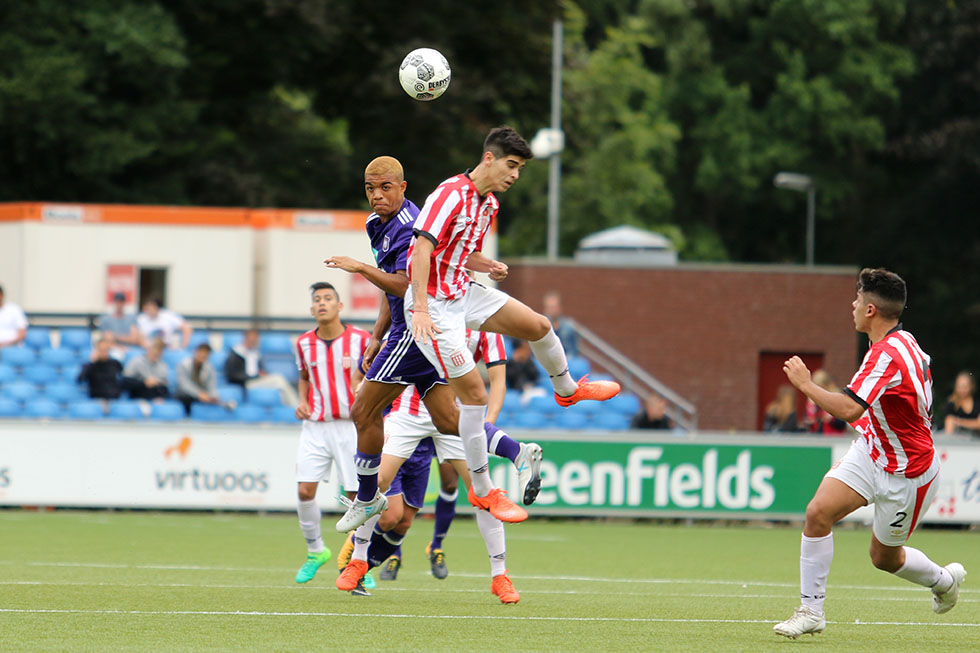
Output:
[404, 282, 509, 379]
[383, 411, 466, 463]
[825, 438, 940, 546]
[296, 419, 358, 490]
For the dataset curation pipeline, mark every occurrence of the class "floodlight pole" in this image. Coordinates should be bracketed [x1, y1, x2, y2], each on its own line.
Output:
[773, 172, 816, 267]
[546, 19, 563, 261]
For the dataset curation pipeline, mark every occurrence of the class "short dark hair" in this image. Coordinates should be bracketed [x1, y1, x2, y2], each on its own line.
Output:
[857, 267, 906, 320]
[484, 126, 532, 161]
[310, 282, 337, 298]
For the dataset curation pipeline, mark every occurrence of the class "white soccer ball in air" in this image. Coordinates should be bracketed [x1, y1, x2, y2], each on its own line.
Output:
[399, 48, 451, 101]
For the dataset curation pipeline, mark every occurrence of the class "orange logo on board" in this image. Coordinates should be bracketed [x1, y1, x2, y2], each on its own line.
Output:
[164, 436, 192, 459]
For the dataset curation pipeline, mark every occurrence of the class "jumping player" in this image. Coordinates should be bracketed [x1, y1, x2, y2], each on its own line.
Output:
[404, 126, 619, 520]
[773, 268, 966, 639]
[326, 156, 537, 531]
[292, 282, 370, 586]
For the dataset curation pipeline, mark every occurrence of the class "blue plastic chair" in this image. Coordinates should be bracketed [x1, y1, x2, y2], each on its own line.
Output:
[222, 330, 244, 351]
[591, 411, 631, 431]
[150, 401, 185, 421]
[47, 382, 87, 403]
[108, 401, 144, 420]
[567, 355, 591, 380]
[25, 398, 63, 419]
[25, 328, 52, 350]
[190, 403, 228, 422]
[265, 357, 299, 384]
[163, 349, 188, 369]
[528, 394, 560, 419]
[260, 333, 293, 355]
[69, 400, 105, 420]
[217, 384, 244, 405]
[270, 405, 298, 423]
[61, 364, 82, 383]
[0, 363, 15, 384]
[555, 410, 587, 429]
[123, 348, 146, 366]
[247, 387, 282, 407]
[512, 411, 548, 429]
[188, 332, 212, 350]
[236, 404, 268, 423]
[209, 349, 229, 372]
[0, 397, 22, 417]
[59, 328, 94, 351]
[607, 393, 641, 416]
[39, 347, 76, 367]
[2, 380, 36, 402]
[23, 364, 58, 386]
[502, 390, 523, 412]
[1, 346, 35, 368]
[571, 399, 602, 417]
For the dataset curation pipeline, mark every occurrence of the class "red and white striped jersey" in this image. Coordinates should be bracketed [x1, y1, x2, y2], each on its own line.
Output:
[844, 326, 934, 477]
[295, 325, 370, 422]
[389, 329, 507, 420]
[407, 173, 499, 300]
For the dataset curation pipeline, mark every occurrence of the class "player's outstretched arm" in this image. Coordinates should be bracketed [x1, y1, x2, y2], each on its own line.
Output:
[325, 256, 409, 298]
[783, 356, 864, 422]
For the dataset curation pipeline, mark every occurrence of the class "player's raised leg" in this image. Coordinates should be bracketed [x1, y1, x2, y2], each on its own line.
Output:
[485, 422, 542, 505]
[476, 293, 620, 407]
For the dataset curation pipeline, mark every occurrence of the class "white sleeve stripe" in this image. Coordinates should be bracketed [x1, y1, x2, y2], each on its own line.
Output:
[854, 351, 897, 400]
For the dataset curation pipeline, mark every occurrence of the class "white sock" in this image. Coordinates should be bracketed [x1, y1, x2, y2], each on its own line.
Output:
[459, 404, 493, 496]
[895, 547, 952, 591]
[529, 329, 577, 396]
[351, 513, 381, 562]
[297, 499, 324, 553]
[475, 508, 507, 577]
[800, 533, 833, 613]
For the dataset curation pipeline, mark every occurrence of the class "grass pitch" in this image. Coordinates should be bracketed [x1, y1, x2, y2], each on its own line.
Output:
[1, 510, 977, 651]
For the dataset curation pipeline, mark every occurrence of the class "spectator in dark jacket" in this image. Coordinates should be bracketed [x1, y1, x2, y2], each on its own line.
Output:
[223, 329, 298, 406]
[77, 338, 123, 399]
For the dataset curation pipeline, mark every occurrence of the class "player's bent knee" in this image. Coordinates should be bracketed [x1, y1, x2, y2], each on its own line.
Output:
[869, 543, 903, 572]
[803, 501, 833, 536]
[531, 313, 552, 340]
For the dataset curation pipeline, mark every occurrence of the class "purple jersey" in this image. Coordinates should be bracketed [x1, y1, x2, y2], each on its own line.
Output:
[366, 199, 418, 337]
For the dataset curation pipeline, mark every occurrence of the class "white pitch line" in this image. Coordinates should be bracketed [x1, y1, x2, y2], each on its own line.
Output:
[2, 580, 978, 605]
[0, 607, 978, 628]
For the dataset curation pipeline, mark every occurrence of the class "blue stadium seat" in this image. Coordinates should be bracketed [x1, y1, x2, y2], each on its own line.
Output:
[222, 330, 244, 351]
[260, 333, 293, 355]
[567, 355, 591, 381]
[607, 394, 641, 416]
[571, 399, 602, 417]
[3, 380, 36, 402]
[123, 348, 145, 365]
[188, 331, 212, 350]
[74, 348, 92, 365]
[69, 400, 105, 420]
[60, 364, 82, 383]
[209, 349, 229, 371]
[0, 397, 23, 418]
[1, 346, 35, 368]
[218, 384, 244, 405]
[555, 410, 587, 429]
[236, 404, 268, 423]
[247, 387, 282, 407]
[528, 394, 560, 419]
[264, 357, 299, 384]
[150, 401, 185, 421]
[502, 390, 523, 412]
[39, 347, 76, 367]
[270, 405, 298, 423]
[512, 411, 548, 429]
[47, 382, 87, 403]
[108, 400, 144, 420]
[25, 398, 63, 419]
[591, 411, 631, 431]
[25, 328, 52, 350]
[59, 328, 93, 351]
[495, 410, 514, 428]
[190, 402, 228, 422]
[23, 364, 58, 386]
[0, 363, 15, 384]
[163, 348, 188, 369]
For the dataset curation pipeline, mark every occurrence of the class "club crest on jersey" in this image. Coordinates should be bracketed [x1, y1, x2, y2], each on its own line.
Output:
[341, 356, 353, 369]
[450, 350, 467, 367]
[382, 235, 390, 252]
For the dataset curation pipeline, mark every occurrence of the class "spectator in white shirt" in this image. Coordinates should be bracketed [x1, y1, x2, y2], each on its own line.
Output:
[0, 285, 28, 348]
[137, 297, 191, 349]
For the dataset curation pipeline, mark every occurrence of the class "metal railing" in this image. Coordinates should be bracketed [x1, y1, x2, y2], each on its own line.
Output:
[567, 317, 698, 432]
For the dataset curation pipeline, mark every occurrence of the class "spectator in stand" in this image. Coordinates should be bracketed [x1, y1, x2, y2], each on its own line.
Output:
[504, 338, 542, 403]
[176, 343, 234, 415]
[763, 384, 800, 433]
[542, 290, 578, 357]
[944, 371, 980, 437]
[98, 292, 142, 358]
[223, 328, 299, 406]
[802, 370, 847, 435]
[631, 393, 673, 430]
[0, 284, 28, 348]
[77, 337, 123, 400]
[122, 338, 171, 401]
[137, 297, 191, 349]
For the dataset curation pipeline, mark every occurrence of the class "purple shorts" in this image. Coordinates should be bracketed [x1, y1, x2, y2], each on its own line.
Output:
[386, 437, 435, 509]
[366, 328, 445, 397]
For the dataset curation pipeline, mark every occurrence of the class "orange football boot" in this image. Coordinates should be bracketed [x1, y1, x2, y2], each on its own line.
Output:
[554, 375, 621, 407]
[336, 559, 368, 591]
[491, 572, 520, 604]
[467, 487, 528, 523]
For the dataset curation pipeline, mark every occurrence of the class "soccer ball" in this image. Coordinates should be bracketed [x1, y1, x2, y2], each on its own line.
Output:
[399, 48, 451, 101]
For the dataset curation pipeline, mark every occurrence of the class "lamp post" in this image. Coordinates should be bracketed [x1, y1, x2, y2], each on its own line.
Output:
[530, 19, 564, 261]
[773, 172, 816, 267]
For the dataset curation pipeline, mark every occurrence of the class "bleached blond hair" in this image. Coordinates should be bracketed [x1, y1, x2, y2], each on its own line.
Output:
[364, 156, 404, 180]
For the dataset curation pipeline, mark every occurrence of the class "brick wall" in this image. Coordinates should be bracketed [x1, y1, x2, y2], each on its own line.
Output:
[498, 261, 859, 431]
